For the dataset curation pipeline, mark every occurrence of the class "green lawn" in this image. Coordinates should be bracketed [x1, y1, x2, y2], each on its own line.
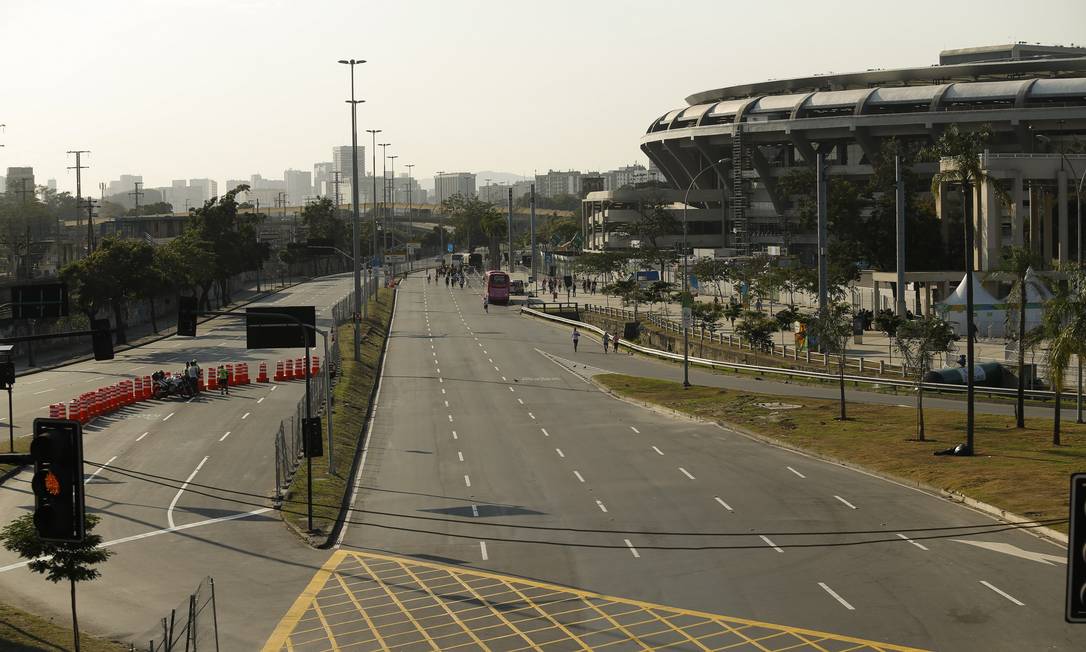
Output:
[597, 373, 1086, 532]
[0, 602, 127, 652]
[282, 288, 393, 538]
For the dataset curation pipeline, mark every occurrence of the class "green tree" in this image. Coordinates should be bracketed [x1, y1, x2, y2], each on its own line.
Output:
[723, 300, 742, 328]
[541, 215, 580, 246]
[60, 237, 156, 344]
[606, 279, 649, 321]
[479, 209, 508, 270]
[187, 185, 269, 305]
[808, 302, 854, 420]
[692, 257, 730, 300]
[127, 201, 173, 215]
[775, 307, 798, 348]
[159, 230, 218, 311]
[989, 246, 1043, 428]
[1037, 265, 1086, 446]
[580, 251, 630, 284]
[442, 193, 496, 253]
[736, 311, 777, 353]
[1, 514, 112, 652]
[895, 315, 958, 440]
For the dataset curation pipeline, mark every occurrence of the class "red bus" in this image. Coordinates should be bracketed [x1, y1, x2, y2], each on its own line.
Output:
[485, 271, 510, 304]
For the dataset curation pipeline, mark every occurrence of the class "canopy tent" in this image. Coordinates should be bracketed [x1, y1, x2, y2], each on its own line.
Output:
[937, 274, 1004, 339]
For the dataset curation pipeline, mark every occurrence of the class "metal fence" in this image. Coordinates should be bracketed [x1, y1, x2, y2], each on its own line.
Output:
[136, 576, 219, 652]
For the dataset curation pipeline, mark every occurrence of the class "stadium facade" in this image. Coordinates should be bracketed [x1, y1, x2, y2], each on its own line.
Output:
[602, 44, 1086, 272]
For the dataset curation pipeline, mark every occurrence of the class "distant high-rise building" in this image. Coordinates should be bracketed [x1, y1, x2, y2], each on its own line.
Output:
[107, 174, 142, 198]
[285, 169, 313, 205]
[189, 178, 217, 202]
[434, 173, 476, 205]
[603, 164, 659, 191]
[534, 170, 582, 198]
[46, 178, 57, 192]
[313, 162, 334, 198]
[5, 167, 36, 197]
[581, 175, 605, 196]
[332, 146, 366, 183]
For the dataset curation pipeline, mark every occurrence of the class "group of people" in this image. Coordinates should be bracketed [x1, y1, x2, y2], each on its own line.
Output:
[180, 359, 231, 396]
[428, 267, 467, 288]
[569, 327, 628, 355]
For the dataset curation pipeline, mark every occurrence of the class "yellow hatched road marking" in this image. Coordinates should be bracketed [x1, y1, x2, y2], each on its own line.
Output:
[263, 550, 931, 652]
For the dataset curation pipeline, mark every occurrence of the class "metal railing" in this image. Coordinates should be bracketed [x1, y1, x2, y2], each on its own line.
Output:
[524, 306, 1059, 401]
[135, 576, 219, 651]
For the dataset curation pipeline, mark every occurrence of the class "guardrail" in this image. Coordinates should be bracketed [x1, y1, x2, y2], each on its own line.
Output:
[521, 306, 1059, 402]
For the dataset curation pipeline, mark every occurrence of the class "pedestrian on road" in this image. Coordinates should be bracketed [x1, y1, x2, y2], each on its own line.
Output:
[612, 332, 620, 353]
[188, 359, 201, 394]
[572, 327, 580, 352]
[602, 331, 611, 353]
[970, 320, 979, 343]
[483, 295, 489, 313]
[217, 366, 229, 396]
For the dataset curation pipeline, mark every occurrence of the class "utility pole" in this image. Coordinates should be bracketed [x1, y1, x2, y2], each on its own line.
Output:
[129, 181, 144, 217]
[816, 150, 829, 316]
[530, 183, 537, 282]
[894, 153, 907, 318]
[16, 180, 34, 280]
[507, 187, 514, 274]
[67, 150, 90, 254]
[84, 198, 98, 253]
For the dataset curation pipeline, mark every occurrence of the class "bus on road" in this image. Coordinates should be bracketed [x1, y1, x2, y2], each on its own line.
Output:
[484, 270, 510, 304]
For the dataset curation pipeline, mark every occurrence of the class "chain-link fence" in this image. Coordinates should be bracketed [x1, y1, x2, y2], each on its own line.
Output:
[135, 576, 219, 651]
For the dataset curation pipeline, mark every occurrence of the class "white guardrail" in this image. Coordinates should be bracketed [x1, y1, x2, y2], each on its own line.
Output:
[520, 306, 1060, 402]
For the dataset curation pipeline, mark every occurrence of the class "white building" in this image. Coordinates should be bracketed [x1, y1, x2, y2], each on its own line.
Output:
[603, 164, 660, 191]
[534, 170, 582, 198]
[107, 174, 142, 198]
[332, 145, 366, 182]
[285, 169, 313, 205]
[434, 172, 476, 205]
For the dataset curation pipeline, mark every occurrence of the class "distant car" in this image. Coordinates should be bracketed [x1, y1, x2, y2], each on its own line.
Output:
[510, 280, 525, 295]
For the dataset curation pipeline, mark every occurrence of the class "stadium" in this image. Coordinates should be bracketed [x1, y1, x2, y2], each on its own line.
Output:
[629, 43, 1086, 272]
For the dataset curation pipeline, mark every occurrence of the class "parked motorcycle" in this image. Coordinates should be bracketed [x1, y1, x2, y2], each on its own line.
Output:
[151, 370, 194, 399]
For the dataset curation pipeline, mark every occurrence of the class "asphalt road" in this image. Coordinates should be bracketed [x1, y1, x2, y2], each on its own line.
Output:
[338, 273, 1083, 651]
[0, 274, 355, 649]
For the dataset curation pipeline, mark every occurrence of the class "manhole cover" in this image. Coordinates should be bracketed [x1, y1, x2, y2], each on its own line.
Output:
[756, 402, 802, 411]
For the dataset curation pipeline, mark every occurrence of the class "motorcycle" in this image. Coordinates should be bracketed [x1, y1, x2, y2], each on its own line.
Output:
[151, 370, 195, 399]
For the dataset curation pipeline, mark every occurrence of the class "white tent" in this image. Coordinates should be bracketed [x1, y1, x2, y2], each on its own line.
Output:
[937, 274, 1005, 339]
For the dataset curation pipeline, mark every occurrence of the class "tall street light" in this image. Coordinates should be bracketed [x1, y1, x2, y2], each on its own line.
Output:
[681, 158, 726, 388]
[388, 154, 398, 275]
[405, 163, 414, 268]
[365, 129, 381, 274]
[379, 142, 391, 263]
[339, 58, 366, 358]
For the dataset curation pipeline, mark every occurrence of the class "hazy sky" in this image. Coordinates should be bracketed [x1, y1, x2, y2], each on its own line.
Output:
[3, 0, 1084, 195]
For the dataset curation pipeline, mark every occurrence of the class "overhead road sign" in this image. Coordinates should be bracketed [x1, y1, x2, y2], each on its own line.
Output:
[246, 306, 316, 348]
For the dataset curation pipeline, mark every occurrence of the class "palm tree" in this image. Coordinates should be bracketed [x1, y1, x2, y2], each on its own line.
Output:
[926, 124, 1009, 454]
[989, 246, 1043, 428]
[1038, 265, 1086, 446]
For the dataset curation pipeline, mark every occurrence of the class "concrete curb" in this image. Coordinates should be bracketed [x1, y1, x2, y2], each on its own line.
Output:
[588, 375, 1069, 548]
[295, 280, 400, 550]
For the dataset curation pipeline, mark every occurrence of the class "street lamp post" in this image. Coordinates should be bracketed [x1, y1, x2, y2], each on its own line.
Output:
[338, 58, 366, 360]
[379, 143, 391, 262]
[365, 130, 381, 286]
[681, 158, 726, 388]
[405, 163, 414, 269]
[388, 154, 398, 277]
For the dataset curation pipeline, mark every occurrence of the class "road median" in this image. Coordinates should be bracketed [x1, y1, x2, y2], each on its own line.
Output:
[280, 288, 395, 546]
[595, 373, 1085, 537]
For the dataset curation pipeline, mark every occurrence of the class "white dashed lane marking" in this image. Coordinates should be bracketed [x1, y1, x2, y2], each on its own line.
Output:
[714, 496, 733, 512]
[787, 466, 806, 479]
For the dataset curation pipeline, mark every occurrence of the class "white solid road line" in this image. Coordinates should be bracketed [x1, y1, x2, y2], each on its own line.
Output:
[136, 432, 149, 441]
[32, 388, 55, 395]
[0, 508, 274, 574]
[679, 467, 696, 480]
[220, 431, 231, 442]
[980, 580, 1025, 605]
[464, 475, 471, 487]
[630, 426, 640, 434]
[760, 535, 784, 553]
[162, 412, 175, 422]
[819, 582, 855, 610]
[555, 448, 565, 458]
[787, 466, 806, 479]
[651, 446, 664, 456]
[834, 495, 858, 509]
[624, 539, 640, 558]
[896, 533, 929, 550]
[479, 541, 489, 560]
[457, 451, 464, 462]
[167, 456, 209, 529]
[84, 456, 117, 484]
[540, 428, 550, 437]
[242, 412, 250, 420]
[714, 496, 734, 512]
[595, 500, 608, 513]
[573, 471, 585, 483]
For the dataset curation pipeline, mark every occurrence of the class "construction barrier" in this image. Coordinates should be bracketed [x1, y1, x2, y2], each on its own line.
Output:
[49, 403, 66, 419]
[274, 360, 285, 381]
[207, 366, 218, 391]
[258, 362, 269, 383]
[311, 355, 320, 378]
[294, 357, 304, 380]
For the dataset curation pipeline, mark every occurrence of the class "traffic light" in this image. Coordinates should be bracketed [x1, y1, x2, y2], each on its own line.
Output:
[91, 319, 113, 361]
[177, 296, 198, 337]
[1068, 473, 1086, 623]
[30, 418, 85, 543]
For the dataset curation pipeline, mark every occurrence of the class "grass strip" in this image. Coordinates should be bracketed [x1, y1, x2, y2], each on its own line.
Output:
[0, 601, 127, 651]
[282, 288, 393, 539]
[596, 373, 1086, 533]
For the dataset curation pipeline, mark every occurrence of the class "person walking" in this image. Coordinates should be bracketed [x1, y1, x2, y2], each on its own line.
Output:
[572, 327, 580, 352]
[217, 365, 229, 396]
[602, 331, 611, 353]
[188, 359, 201, 394]
[483, 295, 489, 313]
